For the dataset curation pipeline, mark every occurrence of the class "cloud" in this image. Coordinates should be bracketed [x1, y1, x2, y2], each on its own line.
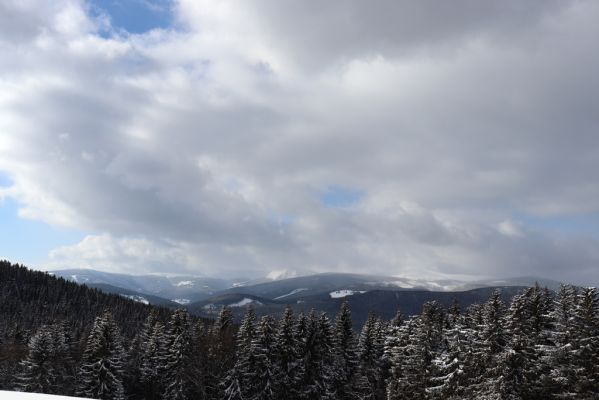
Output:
[1, 0, 599, 284]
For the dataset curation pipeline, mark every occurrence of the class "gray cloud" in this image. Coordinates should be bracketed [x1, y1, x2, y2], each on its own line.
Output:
[1, 0, 599, 284]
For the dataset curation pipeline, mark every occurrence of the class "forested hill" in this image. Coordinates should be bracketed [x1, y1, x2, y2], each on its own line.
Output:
[0, 260, 178, 392]
[2, 260, 599, 399]
[0, 260, 172, 340]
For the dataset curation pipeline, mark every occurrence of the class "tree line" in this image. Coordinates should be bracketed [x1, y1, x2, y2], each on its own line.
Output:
[2, 261, 599, 399]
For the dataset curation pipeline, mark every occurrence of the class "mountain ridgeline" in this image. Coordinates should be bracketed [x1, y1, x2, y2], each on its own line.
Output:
[2, 260, 599, 399]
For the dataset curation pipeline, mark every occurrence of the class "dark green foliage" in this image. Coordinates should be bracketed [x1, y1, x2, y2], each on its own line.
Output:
[77, 311, 126, 400]
[3, 260, 599, 400]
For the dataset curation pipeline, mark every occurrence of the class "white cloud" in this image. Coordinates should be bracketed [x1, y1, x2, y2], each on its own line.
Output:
[1, 0, 599, 283]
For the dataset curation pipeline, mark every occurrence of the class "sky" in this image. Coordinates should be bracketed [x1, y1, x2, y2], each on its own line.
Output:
[1, 0, 599, 284]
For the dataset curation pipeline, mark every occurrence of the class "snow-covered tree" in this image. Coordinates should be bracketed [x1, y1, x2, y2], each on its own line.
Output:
[273, 307, 303, 399]
[357, 313, 385, 399]
[332, 302, 359, 399]
[251, 315, 277, 400]
[16, 325, 57, 394]
[140, 318, 168, 400]
[548, 284, 578, 398]
[224, 306, 258, 400]
[572, 287, 599, 396]
[77, 311, 126, 400]
[163, 308, 195, 400]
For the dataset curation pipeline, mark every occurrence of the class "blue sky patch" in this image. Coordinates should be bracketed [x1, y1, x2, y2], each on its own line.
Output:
[0, 172, 12, 187]
[319, 185, 364, 209]
[89, 0, 174, 34]
[516, 212, 599, 238]
[0, 197, 85, 266]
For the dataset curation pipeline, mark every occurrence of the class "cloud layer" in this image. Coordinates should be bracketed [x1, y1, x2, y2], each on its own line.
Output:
[1, 0, 599, 283]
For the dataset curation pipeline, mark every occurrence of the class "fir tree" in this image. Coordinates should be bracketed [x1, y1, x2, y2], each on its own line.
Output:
[163, 308, 195, 400]
[16, 325, 57, 394]
[572, 287, 599, 396]
[273, 307, 303, 399]
[224, 306, 258, 400]
[355, 313, 386, 399]
[77, 311, 126, 400]
[140, 319, 168, 400]
[332, 301, 359, 399]
[550, 284, 579, 398]
[252, 315, 277, 400]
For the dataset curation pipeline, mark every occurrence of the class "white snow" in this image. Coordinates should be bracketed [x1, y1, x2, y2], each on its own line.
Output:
[329, 290, 366, 298]
[69, 274, 88, 283]
[175, 280, 194, 287]
[203, 303, 217, 311]
[229, 298, 262, 307]
[266, 269, 298, 281]
[0, 391, 93, 399]
[120, 294, 149, 305]
[172, 298, 191, 305]
[274, 288, 308, 300]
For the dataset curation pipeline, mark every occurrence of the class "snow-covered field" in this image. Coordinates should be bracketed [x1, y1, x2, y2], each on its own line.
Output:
[0, 391, 93, 399]
[274, 288, 308, 300]
[119, 294, 149, 305]
[229, 298, 263, 307]
[329, 290, 366, 298]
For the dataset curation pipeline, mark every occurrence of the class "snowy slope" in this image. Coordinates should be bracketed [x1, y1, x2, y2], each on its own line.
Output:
[0, 391, 94, 399]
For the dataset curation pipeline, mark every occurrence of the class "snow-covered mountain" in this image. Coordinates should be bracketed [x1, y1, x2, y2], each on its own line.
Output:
[49, 269, 567, 309]
[50, 269, 234, 303]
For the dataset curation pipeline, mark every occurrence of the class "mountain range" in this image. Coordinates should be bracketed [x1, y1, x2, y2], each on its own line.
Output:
[49, 269, 565, 325]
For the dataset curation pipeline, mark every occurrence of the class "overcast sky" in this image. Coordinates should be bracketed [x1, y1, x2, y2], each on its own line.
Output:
[1, 0, 599, 283]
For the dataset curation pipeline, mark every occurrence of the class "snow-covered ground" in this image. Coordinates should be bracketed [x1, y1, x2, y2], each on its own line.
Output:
[274, 288, 308, 300]
[329, 290, 366, 298]
[229, 298, 262, 307]
[0, 391, 93, 399]
[171, 298, 191, 305]
[119, 294, 149, 305]
[174, 280, 194, 287]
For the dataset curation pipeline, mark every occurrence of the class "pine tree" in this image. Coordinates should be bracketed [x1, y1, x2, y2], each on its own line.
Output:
[273, 307, 303, 399]
[77, 311, 126, 400]
[332, 301, 358, 399]
[207, 307, 236, 399]
[499, 291, 536, 399]
[430, 311, 473, 399]
[386, 317, 427, 399]
[466, 290, 507, 398]
[140, 319, 168, 400]
[16, 325, 57, 394]
[550, 284, 578, 398]
[252, 315, 277, 400]
[224, 306, 258, 400]
[572, 287, 599, 396]
[163, 308, 195, 400]
[357, 313, 385, 399]
[45, 322, 76, 396]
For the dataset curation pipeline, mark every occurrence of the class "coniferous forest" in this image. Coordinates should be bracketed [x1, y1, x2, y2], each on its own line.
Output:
[1, 260, 599, 399]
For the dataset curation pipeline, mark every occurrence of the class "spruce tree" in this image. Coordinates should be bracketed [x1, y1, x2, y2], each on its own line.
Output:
[224, 306, 258, 400]
[466, 290, 507, 398]
[332, 301, 358, 399]
[77, 311, 126, 400]
[572, 287, 599, 396]
[252, 315, 277, 400]
[16, 325, 57, 394]
[550, 284, 578, 398]
[140, 319, 168, 400]
[163, 308, 195, 400]
[357, 313, 385, 399]
[273, 307, 303, 399]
